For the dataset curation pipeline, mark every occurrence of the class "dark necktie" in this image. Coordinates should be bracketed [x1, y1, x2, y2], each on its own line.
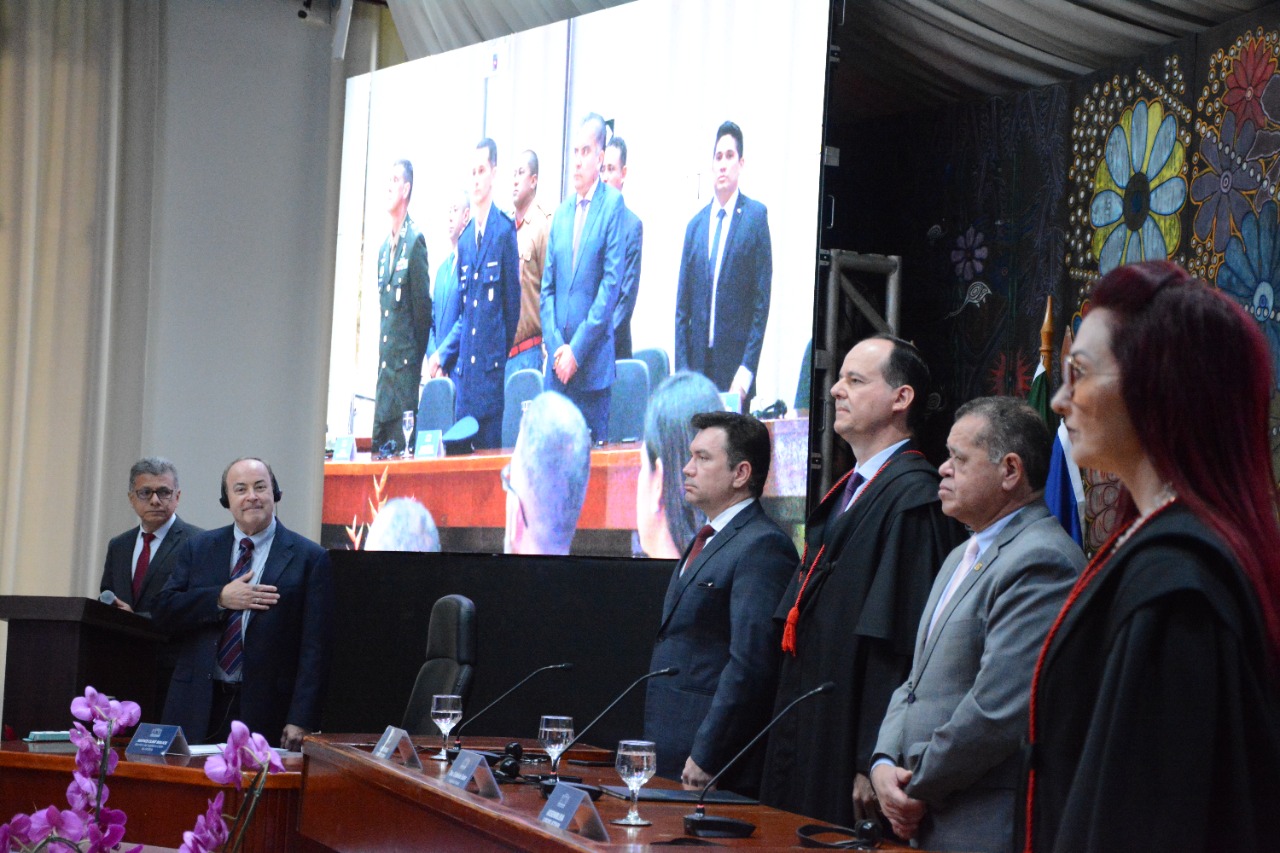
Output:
[216, 538, 255, 680]
[841, 471, 866, 512]
[132, 532, 156, 601]
[707, 208, 726, 346]
[682, 524, 716, 575]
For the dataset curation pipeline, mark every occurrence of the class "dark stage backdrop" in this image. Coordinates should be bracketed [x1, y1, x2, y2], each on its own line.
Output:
[324, 550, 675, 752]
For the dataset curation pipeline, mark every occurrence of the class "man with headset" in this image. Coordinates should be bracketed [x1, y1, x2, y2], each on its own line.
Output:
[155, 457, 334, 750]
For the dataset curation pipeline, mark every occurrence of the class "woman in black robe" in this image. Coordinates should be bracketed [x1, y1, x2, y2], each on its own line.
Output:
[1024, 261, 1280, 853]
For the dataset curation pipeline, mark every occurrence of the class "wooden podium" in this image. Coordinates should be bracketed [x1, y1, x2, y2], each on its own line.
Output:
[0, 596, 165, 737]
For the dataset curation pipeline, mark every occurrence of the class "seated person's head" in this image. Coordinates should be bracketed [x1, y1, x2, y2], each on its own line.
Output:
[637, 372, 723, 558]
[365, 497, 441, 552]
[504, 392, 591, 555]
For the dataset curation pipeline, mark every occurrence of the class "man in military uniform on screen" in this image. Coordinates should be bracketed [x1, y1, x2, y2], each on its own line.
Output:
[374, 159, 431, 455]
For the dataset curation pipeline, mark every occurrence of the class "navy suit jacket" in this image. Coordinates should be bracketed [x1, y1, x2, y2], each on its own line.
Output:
[101, 516, 202, 618]
[428, 250, 461, 378]
[674, 192, 772, 391]
[541, 179, 625, 393]
[154, 519, 334, 743]
[440, 205, 521, 420]
[643, 500, 797, 791]
[611, 205, 643, 360]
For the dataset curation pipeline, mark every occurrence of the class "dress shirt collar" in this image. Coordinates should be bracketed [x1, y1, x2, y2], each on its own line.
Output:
[140, 513, 177, 544]
[706, 496, 756, 534]
[971, 504, 1023, 558]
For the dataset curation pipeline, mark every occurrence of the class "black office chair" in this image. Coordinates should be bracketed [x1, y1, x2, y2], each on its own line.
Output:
[416, 376, 456, 434]
[607, 358, 650, 442]
[401, 594, 477, 734]
[502, 368, 544, 448]
[633, 347, 670, 384]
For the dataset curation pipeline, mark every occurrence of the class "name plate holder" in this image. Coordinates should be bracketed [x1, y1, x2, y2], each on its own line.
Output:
[331, 436, 356, 462]
[371, 725, 423, 771]
[125, 724, 191, 758]
[443, 749, 503, 802]
[538, 782, 609, 843]
[415, 429, 444, 459]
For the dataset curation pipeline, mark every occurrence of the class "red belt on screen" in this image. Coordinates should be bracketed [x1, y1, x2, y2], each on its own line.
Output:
[509, 335, 542, 357]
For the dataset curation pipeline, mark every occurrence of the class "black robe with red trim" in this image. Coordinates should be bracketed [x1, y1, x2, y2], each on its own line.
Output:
[760, 443, 964, 826]
[1026, 504, 1280, 853]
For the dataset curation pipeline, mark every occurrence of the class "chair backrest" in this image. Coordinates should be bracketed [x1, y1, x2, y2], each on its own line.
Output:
[607, 359, 650, 443]
[416, 377, 456, 435]
[401, 594, 478, 734]
[633, 347, 670, 385]
[502, 368, 544, 448]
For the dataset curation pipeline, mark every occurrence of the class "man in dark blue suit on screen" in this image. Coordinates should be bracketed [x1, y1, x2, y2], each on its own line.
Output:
[155, 457, 333, 751]
[426, 191, 469, 382]
[541, 112, 626, 442]
[430, 139, 521, 449]
[643, 411, 797, 795]
[675, 121, 773, 405]
[602, 136, 643, 360]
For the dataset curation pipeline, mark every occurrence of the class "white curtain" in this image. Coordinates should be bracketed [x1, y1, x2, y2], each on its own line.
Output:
[0, 3, 158, 614]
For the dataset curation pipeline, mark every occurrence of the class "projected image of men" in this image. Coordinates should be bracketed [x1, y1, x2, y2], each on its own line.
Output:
[503, 391, 591, 555]
[675, 121, 772, 405]
[374, 160, 431, 455]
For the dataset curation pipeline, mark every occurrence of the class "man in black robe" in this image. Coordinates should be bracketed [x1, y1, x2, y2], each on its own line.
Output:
[760, 335, 964, 827]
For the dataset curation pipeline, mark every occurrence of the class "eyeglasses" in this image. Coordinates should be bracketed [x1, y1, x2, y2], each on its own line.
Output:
[132, 487, 175, 501]
[1061, 353, 1117, 395]
[500, 464, 528, 528]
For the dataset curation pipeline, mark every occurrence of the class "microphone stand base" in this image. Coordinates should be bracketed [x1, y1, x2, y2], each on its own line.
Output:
[683, 814, 755, 838]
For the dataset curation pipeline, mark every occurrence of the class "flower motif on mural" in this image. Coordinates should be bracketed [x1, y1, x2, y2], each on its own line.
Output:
[951, 226, 988, 281]
[1090, 99, 1187, 273]
[1217, 200, 1280, 388]
[1191, 111, 1260, 251]
[1224, 36, 1276, 131]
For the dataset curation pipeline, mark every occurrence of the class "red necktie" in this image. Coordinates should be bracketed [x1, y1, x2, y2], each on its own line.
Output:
[216, 538, 255, 679]
[682, 524, 716, 575]
[132, 532, 156, 601]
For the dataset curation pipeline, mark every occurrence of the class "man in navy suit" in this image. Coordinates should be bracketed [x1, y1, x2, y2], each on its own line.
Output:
[430, 139, 521, 449]
[155, 458, 333, 750]
[643, 411, 797, 795]
[541, 113, 626, 442]
[602, 136, 643, 360]
[426, 191, 469, 381]
[100, 456, 203, 717]
[675, 121, 773, 404]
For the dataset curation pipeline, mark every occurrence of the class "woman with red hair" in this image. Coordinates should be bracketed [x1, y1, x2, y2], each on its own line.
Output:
[1025, 260, 1280, 852]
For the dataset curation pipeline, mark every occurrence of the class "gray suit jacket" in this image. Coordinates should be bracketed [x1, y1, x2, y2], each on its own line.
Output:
[873, 501, 1082, 853]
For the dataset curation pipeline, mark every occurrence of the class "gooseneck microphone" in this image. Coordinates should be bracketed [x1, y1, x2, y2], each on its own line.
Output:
[451, 662, 573, 753]
[684, 680, 835, 838]
[536, 666, 679, 794]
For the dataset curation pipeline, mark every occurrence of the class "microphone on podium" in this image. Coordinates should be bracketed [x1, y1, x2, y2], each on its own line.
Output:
[448, 662, 573, 758]
[536, 666, 679, 795]
[684, 680, 835, 838]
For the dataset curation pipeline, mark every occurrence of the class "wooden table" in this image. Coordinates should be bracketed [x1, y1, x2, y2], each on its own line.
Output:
[0, 741, 329, 851]
[300, 734, 905, 851]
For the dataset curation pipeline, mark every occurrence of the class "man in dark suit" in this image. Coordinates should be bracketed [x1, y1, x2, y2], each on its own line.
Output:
[675, 121, 772, 404]
[374, 159, 431, 456]
[761, 335, 964, 826]
[871, 398, 1082, 853]
[426, 191, 469, 381]
[602, 136, 643, 360]
[541, 112, 626, 442]
[643, 411, 797, 795]
[155, 457, 333, 750]
[100, 456, 202, 717]
[431, 139, 520, 450]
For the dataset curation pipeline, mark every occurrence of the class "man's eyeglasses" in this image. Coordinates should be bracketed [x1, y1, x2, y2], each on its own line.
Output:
[500, 464, 528, 528]
[132, 487, 176, 501]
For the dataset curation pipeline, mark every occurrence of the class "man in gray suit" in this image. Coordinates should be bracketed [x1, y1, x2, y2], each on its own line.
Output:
[870, 397, 1083, 853]
[643, 411, 797, 794]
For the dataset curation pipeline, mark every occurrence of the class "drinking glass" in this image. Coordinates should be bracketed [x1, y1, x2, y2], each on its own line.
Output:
[538, 715, 574, 780]
[611, 740, 656, 826]
[430, 694, 462, 760]
[401, 410, 415, 459]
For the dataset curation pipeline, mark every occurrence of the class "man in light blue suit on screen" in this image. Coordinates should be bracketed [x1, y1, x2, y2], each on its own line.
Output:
[540, 112, 625, 443]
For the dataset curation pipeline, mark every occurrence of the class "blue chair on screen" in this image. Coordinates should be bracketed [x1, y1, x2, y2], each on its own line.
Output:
[502, 368, 543, 448]
[633, 347, 670, 385]
[607, 359, 650, 443]
[416, 377, 456, 434]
